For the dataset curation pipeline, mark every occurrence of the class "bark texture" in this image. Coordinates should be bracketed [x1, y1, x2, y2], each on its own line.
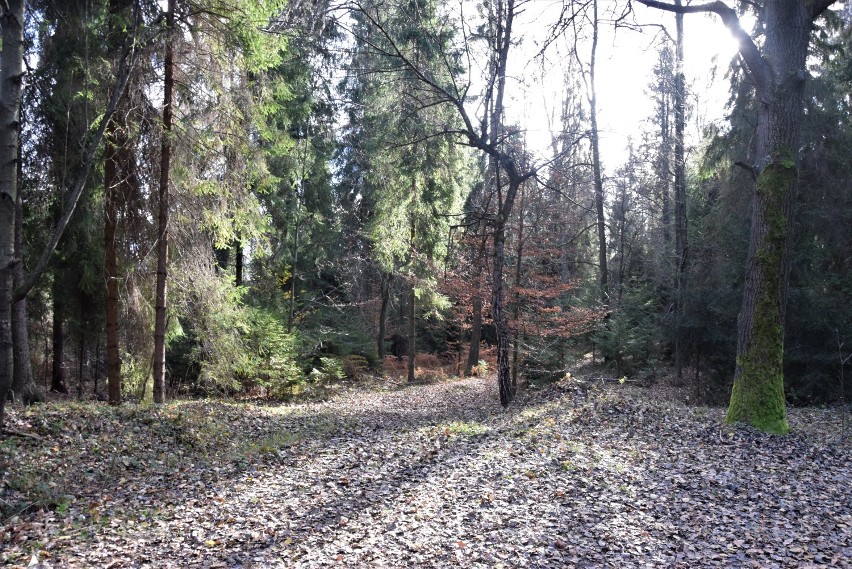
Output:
[588, 0, 608, 306]
[51, 284, 68, 393]
[0, 0, 25, 427]
[153, 0, 176, 405]
[12, 134, 43, 404]
[104, 0, 134, 406]
[377, 272, 389, 362]
[673, 2, 688, 382]
[725, 2, 811, 434]
[104, 119, 122, 405]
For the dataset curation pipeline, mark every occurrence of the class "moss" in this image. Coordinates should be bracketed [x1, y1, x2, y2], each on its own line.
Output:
[725, 161, 795, 435]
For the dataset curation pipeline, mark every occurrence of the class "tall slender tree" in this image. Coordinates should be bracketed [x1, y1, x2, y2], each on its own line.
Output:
[0, 0, 26, 427]
[672, 1, 688, 382]
[586, 0, 608, 307]
[153, 0, 176, 404]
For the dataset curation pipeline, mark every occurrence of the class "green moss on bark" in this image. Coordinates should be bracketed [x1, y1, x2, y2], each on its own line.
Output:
[725, 162, 793, 435]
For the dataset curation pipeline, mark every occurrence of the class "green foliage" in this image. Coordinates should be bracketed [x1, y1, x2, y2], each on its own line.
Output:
[168, 267, 300, 396]
[309, 356, 345, 383]
[237, 307, 304, 397]
[595, 284, 658, 375]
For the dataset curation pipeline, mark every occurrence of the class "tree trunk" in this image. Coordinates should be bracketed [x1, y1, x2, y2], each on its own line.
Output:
[407, 279, 416, 383]
[103, 0, 134, 407]
[0, 0, 25, 427]
[673, 1, 688, 383]
[377, 271, 390, 363]
[465, 235, 487, 376]
[407, 202, 416, 383]
[492, 215, 512, 406]
[153, 0, 175, 405]
[589, 0, 608, 306]
[12, 130, 43, 405]
[104, 121, 122, 405]
[725, 2, 813, 435]
[51, 282, 68, 393]
[638, 0, 832, 437]
[510, 185, 526, 391]
[288, 219, 300, 332]
[77, 335, 86, 399]
[466, 296, 482, 375]
[234, 241, 243, 286]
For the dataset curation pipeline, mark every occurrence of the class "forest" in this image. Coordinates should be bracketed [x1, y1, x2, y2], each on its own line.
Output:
[1, 0, 850, 566]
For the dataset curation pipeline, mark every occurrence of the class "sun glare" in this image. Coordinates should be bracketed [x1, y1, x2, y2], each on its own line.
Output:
[502, 5, 757, 169]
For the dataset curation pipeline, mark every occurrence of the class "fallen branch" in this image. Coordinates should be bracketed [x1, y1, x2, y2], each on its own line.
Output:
[1, 428, 45, 441]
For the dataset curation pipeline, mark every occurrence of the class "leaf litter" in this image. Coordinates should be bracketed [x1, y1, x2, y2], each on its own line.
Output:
[1, 373, 850, 567]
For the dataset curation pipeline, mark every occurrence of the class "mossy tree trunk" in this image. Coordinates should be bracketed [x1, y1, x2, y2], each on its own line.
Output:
[638, 0, 838, 434]
[725, 2, 815, 435]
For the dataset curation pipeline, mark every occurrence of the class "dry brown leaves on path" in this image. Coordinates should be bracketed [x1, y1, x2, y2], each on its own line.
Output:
[1, 373, 850, 568]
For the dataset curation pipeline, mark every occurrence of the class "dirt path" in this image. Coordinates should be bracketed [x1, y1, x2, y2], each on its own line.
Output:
[2, 375, 851, 567]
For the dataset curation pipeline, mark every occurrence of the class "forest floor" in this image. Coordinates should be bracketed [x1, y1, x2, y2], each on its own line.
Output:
[1, 364, 851, 568]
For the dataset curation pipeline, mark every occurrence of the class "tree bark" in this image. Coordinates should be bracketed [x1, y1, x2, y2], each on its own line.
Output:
[103, 0, 135, 406]
[0, 0, 25, 427]
[12, 130, 43, 405]
[673, 2, 688, 383]
[407, 279, 416, 383]
[466, 297, 482, 375]
[589, 0, 608, 306]
[637, 0, 836, 433]
[51, 277, 68, 393]
[153, 0, 176, 405]
[493, 175, 524, 406]
[104, 119, 122, 405]
[465, 235, 487, 376]
[407, 202, 416, 383]
[724, 2, 815, 434]
[377, 271, 390, 362]
[234, 241, 243, 286]
[492, 212, 512, 406]
[510, 185, 526, 391]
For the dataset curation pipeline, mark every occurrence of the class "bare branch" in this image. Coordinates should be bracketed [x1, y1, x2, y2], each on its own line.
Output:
[635, 0, 772, 94]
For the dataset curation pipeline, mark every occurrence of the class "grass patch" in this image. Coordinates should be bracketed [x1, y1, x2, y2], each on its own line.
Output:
[437, 420, 489, 437]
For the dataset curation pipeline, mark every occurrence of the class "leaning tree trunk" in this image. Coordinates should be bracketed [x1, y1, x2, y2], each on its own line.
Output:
[0, 0, 25, 427]
[153, 0, 175, 405]
[725, 2, 811, 435]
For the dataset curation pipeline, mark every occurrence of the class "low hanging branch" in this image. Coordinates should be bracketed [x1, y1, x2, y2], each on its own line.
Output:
[12, 36, 139, 302]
